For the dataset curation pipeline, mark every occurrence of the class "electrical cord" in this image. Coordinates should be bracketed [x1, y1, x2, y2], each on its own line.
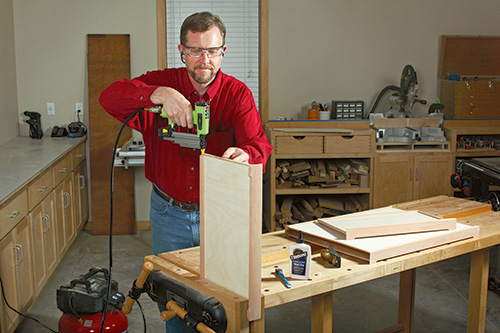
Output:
[0, 276, 58, 332]
[100, 108, 144, 333]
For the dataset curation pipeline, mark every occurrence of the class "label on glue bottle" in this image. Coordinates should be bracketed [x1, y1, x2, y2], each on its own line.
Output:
[289, 230, 311, 279]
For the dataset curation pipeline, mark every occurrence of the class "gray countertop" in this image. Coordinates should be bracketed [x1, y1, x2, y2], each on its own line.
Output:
[0, 135, 85, 203]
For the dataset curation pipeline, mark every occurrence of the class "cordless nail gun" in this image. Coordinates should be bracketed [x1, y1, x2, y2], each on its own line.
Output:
[148, 101, 210, 153]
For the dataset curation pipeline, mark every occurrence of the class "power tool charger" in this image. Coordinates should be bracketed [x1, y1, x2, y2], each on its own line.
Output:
[57, 267, 125, 316]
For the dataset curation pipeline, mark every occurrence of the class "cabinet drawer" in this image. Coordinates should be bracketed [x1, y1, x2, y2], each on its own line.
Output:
[71, 143, 86, 169]
[28, 171, 54, 210]
[324, 135, 371, 154]
[0, 190, 28, 239]
[275, 136, 324, 154]
[53, 154, 72, 186]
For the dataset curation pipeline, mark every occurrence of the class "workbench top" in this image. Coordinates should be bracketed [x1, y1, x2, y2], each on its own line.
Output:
[0, 135, 85, 204]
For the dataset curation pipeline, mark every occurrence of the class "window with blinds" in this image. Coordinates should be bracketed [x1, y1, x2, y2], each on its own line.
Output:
[165, 0, 260, 109]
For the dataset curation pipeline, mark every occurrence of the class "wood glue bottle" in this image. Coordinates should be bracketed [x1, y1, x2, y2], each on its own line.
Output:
[289, 230, 311, 279]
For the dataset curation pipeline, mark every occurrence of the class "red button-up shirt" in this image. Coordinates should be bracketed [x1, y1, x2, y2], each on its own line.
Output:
[99, 68, 272, 203]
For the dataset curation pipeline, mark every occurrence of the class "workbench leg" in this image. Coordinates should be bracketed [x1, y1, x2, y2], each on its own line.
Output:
[311, 291, 333, 333]
[468, 248, 490, 333]
[249, 297, 265, 333]
[398, 269, 416, 333]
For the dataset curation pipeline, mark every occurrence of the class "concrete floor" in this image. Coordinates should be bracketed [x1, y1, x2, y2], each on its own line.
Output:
[15, 229, 500, 332]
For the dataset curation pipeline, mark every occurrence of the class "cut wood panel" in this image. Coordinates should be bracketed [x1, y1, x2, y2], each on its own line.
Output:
[318, 210, 456, 240]
[286, 220, 479, 264]
[392, 195, 492, 220]
[87, 34, 136, 235]
[200, 154, 262, 321]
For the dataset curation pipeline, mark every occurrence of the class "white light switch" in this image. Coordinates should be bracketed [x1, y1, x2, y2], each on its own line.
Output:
[47, 102, 55, 115]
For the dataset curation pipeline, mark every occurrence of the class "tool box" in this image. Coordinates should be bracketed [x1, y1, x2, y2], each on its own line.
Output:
[439, 36, 500, 119]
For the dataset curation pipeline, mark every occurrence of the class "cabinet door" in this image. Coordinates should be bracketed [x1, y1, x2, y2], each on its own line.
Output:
[55, 176, 74, 257]
[15, 218, 34, 312]
[73, 161, 89, 230]
[29, 192, 57, 295]
[413, 154, 454, 200]
[0, 218, 34, 333]
[0, 231, 19, 332]
[373, 154, 413, 208]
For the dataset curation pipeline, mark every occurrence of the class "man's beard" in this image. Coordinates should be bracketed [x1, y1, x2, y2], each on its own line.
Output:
[188, 64, 216, 84]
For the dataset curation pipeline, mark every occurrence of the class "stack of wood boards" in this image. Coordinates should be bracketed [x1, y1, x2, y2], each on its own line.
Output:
[285, 197, 490, 264]
[276, 195, 369, 227]
[275, 159, 369, 189]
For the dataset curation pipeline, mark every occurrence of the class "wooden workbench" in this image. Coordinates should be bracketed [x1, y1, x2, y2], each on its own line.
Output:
[145, 196, 499, 332]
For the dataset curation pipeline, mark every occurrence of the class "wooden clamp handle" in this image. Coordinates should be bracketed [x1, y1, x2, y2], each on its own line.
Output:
[122, 261, 153, 314]
[166, 300, 216, 333]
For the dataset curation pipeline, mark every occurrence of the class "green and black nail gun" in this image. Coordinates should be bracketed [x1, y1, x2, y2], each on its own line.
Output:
[148, 101, 210, 153]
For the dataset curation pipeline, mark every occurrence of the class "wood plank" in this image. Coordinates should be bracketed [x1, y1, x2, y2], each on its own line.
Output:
[200, 154, 262, 321]
[318, 210, 456, 240]
[87, 34, 136, 235]
[286, 221, 479, 264]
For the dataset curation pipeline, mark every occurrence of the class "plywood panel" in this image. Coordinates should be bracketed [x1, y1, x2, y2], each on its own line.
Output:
[318, 210, 456, 240]
[287, 220, 479, 264]
[87, 34, 136, 235]
[200, 154, 262, 321]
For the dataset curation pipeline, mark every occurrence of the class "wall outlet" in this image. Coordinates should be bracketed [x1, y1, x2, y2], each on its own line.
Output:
[47, 102, 55, 115]
[75, 103, 83, 116]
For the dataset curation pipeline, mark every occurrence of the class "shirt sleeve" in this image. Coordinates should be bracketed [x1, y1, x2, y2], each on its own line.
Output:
[234, 88, 273, 171]
[98, 71, 164, 131]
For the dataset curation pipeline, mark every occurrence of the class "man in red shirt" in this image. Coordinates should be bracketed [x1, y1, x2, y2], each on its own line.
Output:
[100, 11, 271, 332]
[100, 12, 271, 254]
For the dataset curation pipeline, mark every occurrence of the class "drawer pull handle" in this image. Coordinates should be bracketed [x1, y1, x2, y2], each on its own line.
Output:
[9, 211, 20, 218]
[13, 244, 23, 265]
[42, 214, 50, 232]
[292, 136, 306, 140]
[64, 192, 71, 208]
[39, 186, 48, 192]
[59, 168, 68, 173]
[80, 175, 86, 189]
[341, 136, 354, 139]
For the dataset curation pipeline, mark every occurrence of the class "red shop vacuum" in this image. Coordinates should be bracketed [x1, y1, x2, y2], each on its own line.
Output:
[57, 267, 128, 333]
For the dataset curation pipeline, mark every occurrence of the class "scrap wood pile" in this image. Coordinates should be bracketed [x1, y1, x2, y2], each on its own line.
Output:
[275, 159, 369, 189]
[276, 195, 369, 227]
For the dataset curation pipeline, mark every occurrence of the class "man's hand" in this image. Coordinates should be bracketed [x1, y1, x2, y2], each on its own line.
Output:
[222, 147, 249, 163]
[150, 87, 193, 128]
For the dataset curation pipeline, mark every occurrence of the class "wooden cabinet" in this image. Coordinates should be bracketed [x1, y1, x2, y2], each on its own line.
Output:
[265, 125, 374, 231]
[0, 138, 88, 332]
[372, 152, 454, 208]
[0, 218, 34, 333]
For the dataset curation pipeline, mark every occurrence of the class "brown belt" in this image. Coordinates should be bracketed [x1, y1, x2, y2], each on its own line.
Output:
[153, 185, 199, 211]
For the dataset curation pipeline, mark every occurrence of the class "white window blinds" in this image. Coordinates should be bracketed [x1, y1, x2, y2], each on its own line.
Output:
[165, 0, 260, 110]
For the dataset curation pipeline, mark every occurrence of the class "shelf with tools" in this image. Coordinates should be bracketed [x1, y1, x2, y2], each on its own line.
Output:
[264, 124, 374, 231]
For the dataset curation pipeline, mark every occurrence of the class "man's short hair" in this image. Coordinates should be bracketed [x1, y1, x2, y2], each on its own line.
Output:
[180, 11, 226, 46]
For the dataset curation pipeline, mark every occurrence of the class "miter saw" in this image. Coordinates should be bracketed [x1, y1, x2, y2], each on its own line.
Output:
[148, 101, 210, 153]
[369, 65, 447, 143]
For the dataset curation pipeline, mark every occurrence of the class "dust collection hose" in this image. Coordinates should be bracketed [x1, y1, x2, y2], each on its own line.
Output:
[368, 85, 400, 116]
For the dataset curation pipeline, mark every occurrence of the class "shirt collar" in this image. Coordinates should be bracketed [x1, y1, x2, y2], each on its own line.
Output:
[182, 68, 222, 101]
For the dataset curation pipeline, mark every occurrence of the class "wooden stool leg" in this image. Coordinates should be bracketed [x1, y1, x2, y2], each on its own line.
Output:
[311, 291, 333, 333]
[468, 248, 490, 332]
[398, 269, 416, 333]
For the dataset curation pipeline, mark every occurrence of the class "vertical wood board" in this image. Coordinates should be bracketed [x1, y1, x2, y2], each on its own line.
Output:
[87, 34, 136, 235]
[200, 154, 262, 321]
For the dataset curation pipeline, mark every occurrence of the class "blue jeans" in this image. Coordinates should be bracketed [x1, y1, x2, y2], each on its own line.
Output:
[150, 188, 200, 332]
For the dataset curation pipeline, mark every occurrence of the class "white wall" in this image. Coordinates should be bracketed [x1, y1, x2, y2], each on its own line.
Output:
[268, 0, 500, 120]
[0, 0, 19, 145]
[13, 0, 157, 221]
